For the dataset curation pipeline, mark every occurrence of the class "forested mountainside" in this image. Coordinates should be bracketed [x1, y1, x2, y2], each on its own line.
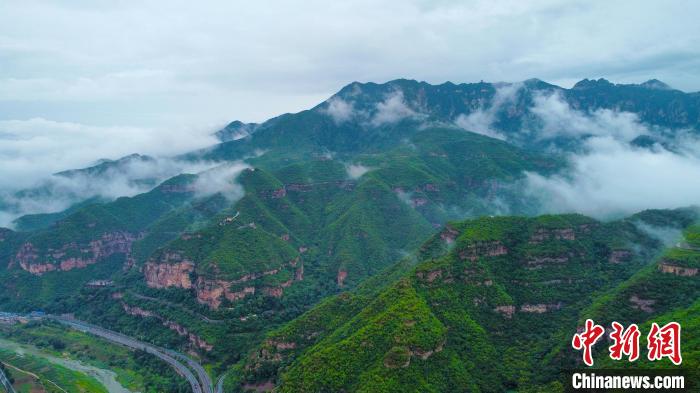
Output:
[233, 209, 698, 393]
[0, 78, 699, 391]
[0, 126, 551, 370]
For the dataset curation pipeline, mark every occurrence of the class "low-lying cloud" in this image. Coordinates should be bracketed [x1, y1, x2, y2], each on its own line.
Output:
[371, 91, 419, 126]
[0, 117, 225, 227]
[193, 161, 250, 201]
[323, 97, 355, 124]
[525, 136, 700, 218]
[0, 117, 219, 191]
[530, 91, 649, 142]
[345, 163, 372, 179]
[523, 94, 700, 218]
[320, 88, 424, 128]
[454, 83, 521, 140]
[0, 157, 222, 227]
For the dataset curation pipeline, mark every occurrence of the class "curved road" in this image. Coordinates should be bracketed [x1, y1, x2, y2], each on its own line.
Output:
[50, 316, 212, 393]
[165, 349, 213, 393]
[215, 373, 226, 393]
[0, 366, 17, 393]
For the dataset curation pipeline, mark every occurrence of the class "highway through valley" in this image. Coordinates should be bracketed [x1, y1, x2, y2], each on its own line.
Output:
[50, 316, 213, 393]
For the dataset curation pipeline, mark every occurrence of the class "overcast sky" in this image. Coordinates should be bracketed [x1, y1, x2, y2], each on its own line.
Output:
[0, 0, 699, 183]
[2, 0, 699, 127]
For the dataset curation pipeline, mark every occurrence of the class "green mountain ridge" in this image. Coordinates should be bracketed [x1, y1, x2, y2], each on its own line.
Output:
[232, 209, 698, 392]
[0, 78, 699, 392]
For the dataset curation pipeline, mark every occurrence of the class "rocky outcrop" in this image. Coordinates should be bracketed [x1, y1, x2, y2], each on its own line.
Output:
[23, 261, 57, 275]
[421, 183, 440, 192]
[122, 303, 156, 318]
[440, 225, 459, 244]
[494, 305, 516, 318]
[254, 187, 287, 199]
[162, 320, 214, 351]
[529, 227, 577, 244]
[526, 255, 569, 269]
[609, 249, 633, 263]
[14, 243, 39, 269]
[409, 197, 429, 208]
[195, 264, 300, 308]
[86, 279, 113, 287]
[246, 338, 298, 373]
[260, 181, 356, 199]
[122, 303, 213, 351]
[629, 295, 655, 313]
[17, 232, 138, 276]
[496, 303, 562, 316]
[229, 268, 281, 285]
[194, 277, 256, 309]
[144, 260, 195, 289]
[337, 270, 348, 287]
[520, 303, 563, 313]
[267, 340, 296, 351]
[263, 286, 284, 298]
[416, 269, 443, 283]
[411, 341, 445, 360]
[658, 263, 698, 276]
[459, 241, 508, 261]
[144, 253, 302, 309]
[295, 262, 304, 281]
[194, 278, 228, 308]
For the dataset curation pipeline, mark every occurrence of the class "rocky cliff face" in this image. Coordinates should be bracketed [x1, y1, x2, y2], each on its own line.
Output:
[15, 231, 138, 276]
[458, 240, 508, 261]
[143, 258, 195, 289]
[659, 262, 698, 276]
[143, 256, 304, 309]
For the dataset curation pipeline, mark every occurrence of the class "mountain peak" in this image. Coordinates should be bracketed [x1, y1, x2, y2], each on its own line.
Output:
[215, 120, 257, 142]
[572, 78, 613, 89]
[640, 79, 672, 90]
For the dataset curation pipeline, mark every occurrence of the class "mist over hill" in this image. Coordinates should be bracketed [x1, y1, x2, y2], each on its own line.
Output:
[1, 77, 700, 393]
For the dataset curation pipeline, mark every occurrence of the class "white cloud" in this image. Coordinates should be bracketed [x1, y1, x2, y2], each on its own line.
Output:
[323, 97, 355, 124]
[454, 83, 521, 140]
[0, 117, 223, 226]
[345, 164, 371, 179]
[371, 91, 418, 126]
[530, 91, 648, 141]
[525, 137, 700, 218]
[0, 157, 221, 227]
[394, 189, 415, 207]
[634, 221, 684, 248]
[455, 111, 506, 140]
[192, 162, 250, 201]
[0, 118, 218, 191]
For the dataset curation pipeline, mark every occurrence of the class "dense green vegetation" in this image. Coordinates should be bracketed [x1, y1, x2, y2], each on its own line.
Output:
[0, 78, 699, 391]
[232, 209, 697, 392]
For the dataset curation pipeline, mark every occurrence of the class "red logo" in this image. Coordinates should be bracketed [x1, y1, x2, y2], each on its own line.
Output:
[572, 319, 605, 366]
[609, 322, 640, 362]
[572, 320, 682, 366]
[647, 322, 682, 365]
